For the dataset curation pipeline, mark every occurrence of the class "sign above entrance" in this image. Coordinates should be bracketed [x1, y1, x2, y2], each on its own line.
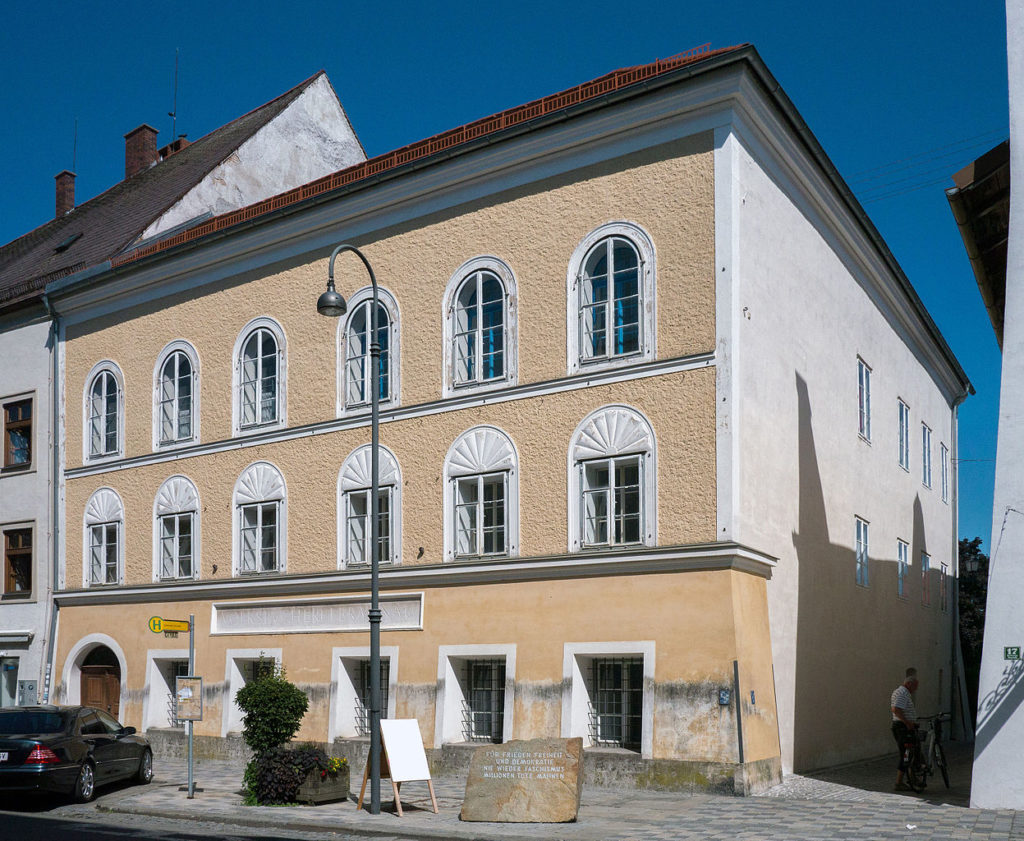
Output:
[148, 617, 191, 634]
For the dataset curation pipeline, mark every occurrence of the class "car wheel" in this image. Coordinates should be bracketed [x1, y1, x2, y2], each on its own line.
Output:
[73, 762, 96, 803]
[136, 749, 153, 784]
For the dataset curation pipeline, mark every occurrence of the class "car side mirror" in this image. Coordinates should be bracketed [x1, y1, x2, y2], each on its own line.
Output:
[120, 726, 137, 737]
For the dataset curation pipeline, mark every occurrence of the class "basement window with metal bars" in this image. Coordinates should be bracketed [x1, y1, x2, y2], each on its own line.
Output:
[461, 659, 505, 743]
[166, 660, 190, 728]
[588, 658, 643, 751]
[354, 659, 390, 737]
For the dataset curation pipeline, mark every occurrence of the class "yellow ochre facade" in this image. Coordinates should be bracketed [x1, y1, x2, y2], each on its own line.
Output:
[54, 129, 781, 791]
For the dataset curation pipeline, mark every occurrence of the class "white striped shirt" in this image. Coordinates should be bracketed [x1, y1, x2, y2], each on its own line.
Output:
[891, 685, 917, 723]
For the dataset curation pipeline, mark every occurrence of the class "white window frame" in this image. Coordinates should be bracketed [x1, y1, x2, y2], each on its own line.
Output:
[921, 552, 931, 606]
[567, 222, 656, 376]
[897, 399, 910, 470]
[83, 360, 125, 463]
[433, 644, 516, 747]
[337, 287, 400, 416]
[442, 256, 517, 398]
[337, 444, 402, 568]
[152, 340, 200, 450]
[897, 539, 909, 599]
[231, 461, 287, 576]
[940, 562, 949, 612]
[83, 487, 125, 587]
[221, 648, 282, 737]
[152, 475, 200, 581]
[568, 405, 656, 552]
[443, 426, 519, 561]
[921, 424, 932, 488]
[857, 358, 872, 442]
[231, 316, 287, 436]
[328, 646, 400, 741]
[561, 641, 654, 759]
[855, 517, 869, 587]
[141, 648, 190, 731]
[940, 443, 949, 504]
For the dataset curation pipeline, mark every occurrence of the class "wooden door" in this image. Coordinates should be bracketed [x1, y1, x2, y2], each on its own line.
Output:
[81, 666, 120, 717]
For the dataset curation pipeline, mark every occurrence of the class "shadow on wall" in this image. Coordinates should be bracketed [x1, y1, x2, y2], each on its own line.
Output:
[789, 373, 946, 772]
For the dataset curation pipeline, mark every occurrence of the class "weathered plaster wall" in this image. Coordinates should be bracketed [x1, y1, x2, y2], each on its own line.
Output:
[54, 567, 771, 764]
[729, 132, 957, 771]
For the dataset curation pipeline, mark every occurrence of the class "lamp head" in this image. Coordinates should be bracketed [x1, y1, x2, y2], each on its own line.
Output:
[317, 277, 347, 317]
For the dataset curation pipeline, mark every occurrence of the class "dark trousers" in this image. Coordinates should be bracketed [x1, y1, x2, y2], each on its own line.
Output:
[892, 721, 916, 771]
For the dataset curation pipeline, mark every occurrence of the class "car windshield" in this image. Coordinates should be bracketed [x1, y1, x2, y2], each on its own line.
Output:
[0, 711, 68, 735]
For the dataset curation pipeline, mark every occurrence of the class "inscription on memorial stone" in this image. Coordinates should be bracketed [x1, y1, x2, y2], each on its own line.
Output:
[460, 737, 583, 823]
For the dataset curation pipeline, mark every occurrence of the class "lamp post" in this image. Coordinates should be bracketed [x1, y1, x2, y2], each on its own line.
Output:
[317, 243, 382, 815]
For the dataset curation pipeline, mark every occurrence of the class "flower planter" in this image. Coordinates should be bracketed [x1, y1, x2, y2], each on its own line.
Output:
[296, 766, 350, 805]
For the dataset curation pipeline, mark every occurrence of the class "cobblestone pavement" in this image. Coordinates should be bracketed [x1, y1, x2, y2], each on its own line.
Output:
[3, 741, 1023, 841]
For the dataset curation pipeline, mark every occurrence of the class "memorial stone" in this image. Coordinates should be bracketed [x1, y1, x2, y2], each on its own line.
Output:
[460, 737, 584, 823]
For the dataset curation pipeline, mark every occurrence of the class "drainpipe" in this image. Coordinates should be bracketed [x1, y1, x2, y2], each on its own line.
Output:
[40, 292, 61, 704]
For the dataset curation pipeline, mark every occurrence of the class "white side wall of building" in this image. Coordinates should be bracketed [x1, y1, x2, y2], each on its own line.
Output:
[725, 127, 959, 772]
[0, 316, 54, 705]
[140, 74, 366, 240]
[971, 0, 1024, 809]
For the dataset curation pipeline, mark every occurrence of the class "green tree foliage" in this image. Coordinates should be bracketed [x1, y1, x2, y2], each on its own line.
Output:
[959, 536, 989, 725]
[234, 658, 309, 756]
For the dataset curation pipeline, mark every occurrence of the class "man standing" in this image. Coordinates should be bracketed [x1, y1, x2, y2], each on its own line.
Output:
[892, 668, 920, 792]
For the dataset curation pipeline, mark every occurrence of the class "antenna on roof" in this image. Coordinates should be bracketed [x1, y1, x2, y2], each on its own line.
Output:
[72, 118, 78, 171]
[169, 48, 179, 138]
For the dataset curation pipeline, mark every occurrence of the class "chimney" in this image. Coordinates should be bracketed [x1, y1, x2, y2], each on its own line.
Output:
[124, 124, 159, 178]
[55, 170, 76, 218]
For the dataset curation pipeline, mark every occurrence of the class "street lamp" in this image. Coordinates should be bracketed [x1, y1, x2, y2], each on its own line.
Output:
[318, 243, 383, 815]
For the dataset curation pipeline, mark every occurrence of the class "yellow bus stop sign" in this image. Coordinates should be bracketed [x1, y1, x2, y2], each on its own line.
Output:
[148, 616, 190, 633]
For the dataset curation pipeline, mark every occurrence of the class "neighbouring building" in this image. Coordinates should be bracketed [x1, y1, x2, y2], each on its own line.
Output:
[39, 43, 969, 789]
[947, 0, 1023, 810]
[0, 72, 364, 708]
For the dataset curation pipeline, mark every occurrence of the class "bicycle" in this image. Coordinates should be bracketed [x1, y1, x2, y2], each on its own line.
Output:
[909, 713, 951, 790]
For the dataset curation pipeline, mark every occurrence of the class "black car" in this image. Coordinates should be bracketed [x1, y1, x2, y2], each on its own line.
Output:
[0, 705, 153, 801]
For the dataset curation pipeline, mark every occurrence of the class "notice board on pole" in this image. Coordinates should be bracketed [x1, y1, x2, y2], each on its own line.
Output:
[175, 676, 203, 721]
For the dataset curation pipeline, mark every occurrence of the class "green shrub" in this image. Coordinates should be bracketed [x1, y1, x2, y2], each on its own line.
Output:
[234, 658, 309, 755]
[250, 745, 346, 805]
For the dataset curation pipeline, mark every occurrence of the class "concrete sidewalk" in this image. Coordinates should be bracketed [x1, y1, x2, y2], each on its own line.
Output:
[84, 740, 1024, 841]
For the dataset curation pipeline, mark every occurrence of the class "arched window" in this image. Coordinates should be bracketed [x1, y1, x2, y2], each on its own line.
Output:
[337, 445, 402, 568]
[567, 223, 656, 374]
[232, 318, 286, 435]
[568, 405, 656, 551]
[443, 257, 517, 396]
[84, 361, 125, 461]
[339, 288, 400, 413]
[153, 475, 200, 581]
[153, 341, 199, 449]
[232, 462, 287, 576]
[84, 488, 125, 587]
[443, 426, 519, 560]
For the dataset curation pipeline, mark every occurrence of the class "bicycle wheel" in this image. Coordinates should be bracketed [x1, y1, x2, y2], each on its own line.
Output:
[935, 743, 950, 789]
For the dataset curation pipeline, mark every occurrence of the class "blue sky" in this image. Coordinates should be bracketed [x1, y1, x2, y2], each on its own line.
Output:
[0, 1, 1008, 549]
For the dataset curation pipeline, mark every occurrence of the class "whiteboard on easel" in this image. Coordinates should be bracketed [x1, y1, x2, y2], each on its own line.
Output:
[380, 719, 431, 782]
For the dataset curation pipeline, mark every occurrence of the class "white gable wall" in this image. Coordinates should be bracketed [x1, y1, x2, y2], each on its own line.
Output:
[140, 74, 365, 241]
[722, 122, 960, 773]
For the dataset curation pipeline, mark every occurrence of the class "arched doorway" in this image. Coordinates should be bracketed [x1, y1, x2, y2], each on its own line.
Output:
[80, 646, 120, 717]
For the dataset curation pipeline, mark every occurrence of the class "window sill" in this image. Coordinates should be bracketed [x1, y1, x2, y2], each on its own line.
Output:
[0, 592, 33, 602]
